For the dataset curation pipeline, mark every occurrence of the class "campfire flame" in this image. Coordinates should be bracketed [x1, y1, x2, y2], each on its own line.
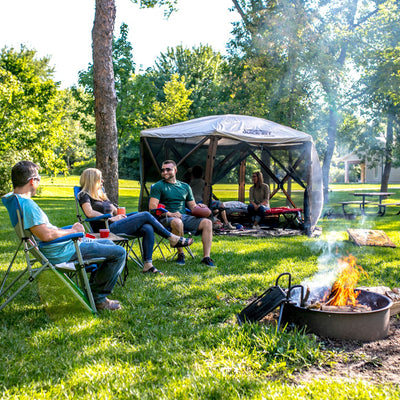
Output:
[323, 255, 367, 307]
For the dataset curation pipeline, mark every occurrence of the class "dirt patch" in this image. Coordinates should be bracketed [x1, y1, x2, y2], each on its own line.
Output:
[256, 310, 400, 384]
[295, 317, 400, 384]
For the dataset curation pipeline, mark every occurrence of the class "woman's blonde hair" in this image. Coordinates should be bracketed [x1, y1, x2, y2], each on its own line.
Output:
[79, 168, 108, 201]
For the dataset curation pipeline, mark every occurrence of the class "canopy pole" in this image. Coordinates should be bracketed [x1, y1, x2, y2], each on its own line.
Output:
[139, 139, 146, 211]
[239, 158, 246, 203]
[203, 137, 218, 206]
[176, 137, 209, 168]
[304, 141, 313, 236]
[261, 149, 271, 186]
[287, 152, 293, 207]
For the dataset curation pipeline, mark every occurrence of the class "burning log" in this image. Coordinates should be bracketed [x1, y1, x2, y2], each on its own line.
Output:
[323, 255, 367, 307]
[304, 303, 371, 312]
[320, 304, 371, 313]
[301, 286, 310, 307]
[305, 302, 323, 310]
[300, 255, 373, 313]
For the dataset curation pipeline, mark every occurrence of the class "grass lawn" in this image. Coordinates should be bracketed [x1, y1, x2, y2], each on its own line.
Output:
[1, 178, 400, 398]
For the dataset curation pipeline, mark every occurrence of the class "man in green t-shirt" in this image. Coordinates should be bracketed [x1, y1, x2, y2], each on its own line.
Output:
[149, 160, 215, 267]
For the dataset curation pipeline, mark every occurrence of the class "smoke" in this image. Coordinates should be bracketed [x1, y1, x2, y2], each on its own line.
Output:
[290, 232, 348, 305]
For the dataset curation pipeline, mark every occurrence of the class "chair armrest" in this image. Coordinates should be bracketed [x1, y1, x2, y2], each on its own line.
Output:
[126, 212, 137, 217]
[39, 232, 84, 247]
[82, 257, 105, 266]
[85, 213, 112, 222]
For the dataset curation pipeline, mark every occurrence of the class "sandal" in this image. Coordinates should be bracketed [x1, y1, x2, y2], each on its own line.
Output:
[142, 266, 164, 275]
[171, 237, 194, 248]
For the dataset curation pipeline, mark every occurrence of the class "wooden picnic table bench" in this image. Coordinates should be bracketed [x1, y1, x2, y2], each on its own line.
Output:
[371, 202, 400, 216]
[338, 201, 371, 214]
[352, 192, 395, 215]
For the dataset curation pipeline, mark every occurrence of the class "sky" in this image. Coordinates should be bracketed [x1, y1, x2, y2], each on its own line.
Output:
[0, 0, 241, 88]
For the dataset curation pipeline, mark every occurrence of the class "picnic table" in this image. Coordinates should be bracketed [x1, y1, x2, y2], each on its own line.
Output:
[352, 192, 395, 215]
[338, 200, 371, 215]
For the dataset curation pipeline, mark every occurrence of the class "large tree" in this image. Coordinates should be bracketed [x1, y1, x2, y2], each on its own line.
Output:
[355, 0, 400, 192]
[228, 0, 316, 129]
[313, 0, 362, 203]
[229, 0, 391, 203]
[0, 46, 78, 192]
[92, 0, 119, 203]
[149, 44, 226, 118]
[92, 0, 177, 203]
[146, 73, 193, 127]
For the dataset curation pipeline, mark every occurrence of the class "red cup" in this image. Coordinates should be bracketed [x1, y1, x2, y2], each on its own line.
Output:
[117, 207, 126, 215]
[99, 229, 110, 238]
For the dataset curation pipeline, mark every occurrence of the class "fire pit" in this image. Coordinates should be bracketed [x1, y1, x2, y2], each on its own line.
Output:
[281, 288, 392, 341]
[282, 255, 393, 341]
[237, 256, 393, 341]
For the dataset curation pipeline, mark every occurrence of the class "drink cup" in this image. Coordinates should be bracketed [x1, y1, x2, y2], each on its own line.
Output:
[117, 207, 126, 215]
[99, 229, 110, 238]
[83, 233, 96, 242]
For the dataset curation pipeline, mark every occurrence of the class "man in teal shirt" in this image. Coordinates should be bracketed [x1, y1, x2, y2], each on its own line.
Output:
[149, 160, 215, 267]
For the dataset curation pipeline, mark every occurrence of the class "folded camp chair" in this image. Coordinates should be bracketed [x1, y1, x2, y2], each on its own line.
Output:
[73, 187, 144, 281]
[1, 194, 104, 314]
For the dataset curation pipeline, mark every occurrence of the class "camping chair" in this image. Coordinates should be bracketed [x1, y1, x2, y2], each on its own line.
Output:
[73, 187, 144, 282]
[1, 194, 104, 314]
[151, 205, 195, 261]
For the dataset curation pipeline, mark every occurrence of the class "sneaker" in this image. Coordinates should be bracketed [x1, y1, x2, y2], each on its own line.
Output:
[201, 257, 216, 267]
[224, 222, 235, 230]
[176, 253, 186, 265]
[95, 298, 121, 311]
[252, 224, 261, 230]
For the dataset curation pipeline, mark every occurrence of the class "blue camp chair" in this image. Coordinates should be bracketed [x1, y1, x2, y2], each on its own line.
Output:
[73, 187, 144, 282]
[1, 194, 104, 313]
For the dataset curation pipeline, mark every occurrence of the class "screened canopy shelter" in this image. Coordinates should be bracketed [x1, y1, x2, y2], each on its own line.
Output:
[139, 114, 323, 235]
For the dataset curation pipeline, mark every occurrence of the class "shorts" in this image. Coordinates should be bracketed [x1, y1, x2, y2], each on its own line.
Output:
[210, 199, 223, 211]
[163, 214, 203, 234]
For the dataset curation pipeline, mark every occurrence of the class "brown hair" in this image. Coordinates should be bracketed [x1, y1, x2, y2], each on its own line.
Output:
[252, 171, 264, 188]
[162, 160, 177, 167]
[11, 161, 39, 188]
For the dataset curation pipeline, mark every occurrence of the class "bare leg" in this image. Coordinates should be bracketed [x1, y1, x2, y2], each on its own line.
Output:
[220, 210, 229, 225]
[198, 218, 213, 258]
[170, 218, 184, 254]
[215, 207, 234, 230]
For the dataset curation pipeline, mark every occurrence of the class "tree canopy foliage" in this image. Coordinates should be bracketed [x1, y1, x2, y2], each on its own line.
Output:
[3, 0, 400, 197]
[228, 0, 400, 200]
[149, 45, 226, 118]
[0, 46, 92, 193]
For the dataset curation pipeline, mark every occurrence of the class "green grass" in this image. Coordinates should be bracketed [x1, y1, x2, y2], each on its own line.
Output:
[1, 178, 400, 398]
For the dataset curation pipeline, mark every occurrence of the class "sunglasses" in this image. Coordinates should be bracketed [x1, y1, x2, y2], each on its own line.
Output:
[28, 175, 41, 183]
[161, 168, 173, 172]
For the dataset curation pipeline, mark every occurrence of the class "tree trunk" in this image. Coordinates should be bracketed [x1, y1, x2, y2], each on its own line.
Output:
[320, 0, 359, 205]
[92, 0, 119, 204]
[322, 107, 338, 204]
[380, 112, 394, 193]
